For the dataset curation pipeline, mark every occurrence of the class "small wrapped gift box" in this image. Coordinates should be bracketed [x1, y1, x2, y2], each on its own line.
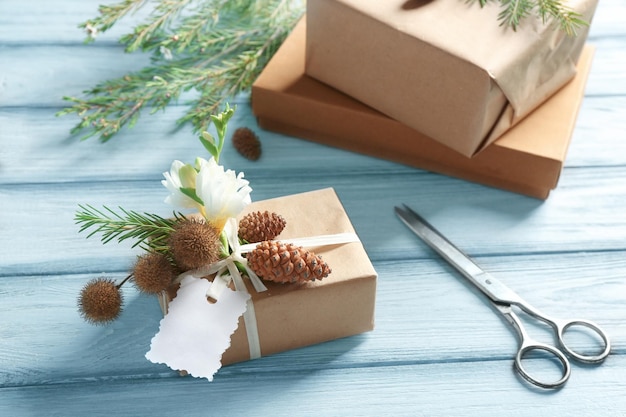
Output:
[252, 19, 594, 199]
[158, 188, 377, 367]
[305, 0, 598, 157]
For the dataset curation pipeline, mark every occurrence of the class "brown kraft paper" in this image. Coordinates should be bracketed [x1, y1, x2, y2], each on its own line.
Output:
[160, 188, 377, 366]
[305, 0, 598, 157]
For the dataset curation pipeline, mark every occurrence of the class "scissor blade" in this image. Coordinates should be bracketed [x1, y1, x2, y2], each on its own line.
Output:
[394, 205, 521, 305]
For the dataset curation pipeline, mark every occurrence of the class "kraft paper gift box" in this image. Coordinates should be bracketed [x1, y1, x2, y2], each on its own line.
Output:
[305, 0, 598, 157]
[251, 19, 594, 199]
[159, 188, 377, 366]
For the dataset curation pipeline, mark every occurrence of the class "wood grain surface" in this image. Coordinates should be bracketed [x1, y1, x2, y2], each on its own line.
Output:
[1, 1, 624, 416]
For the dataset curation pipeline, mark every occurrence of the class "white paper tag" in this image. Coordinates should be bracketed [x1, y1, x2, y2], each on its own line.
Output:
[145, 275, 250, 381]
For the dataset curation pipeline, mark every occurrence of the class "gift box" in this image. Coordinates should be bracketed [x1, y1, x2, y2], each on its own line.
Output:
[158, 188, 377, 366]
[305, 0, 598, 157]
[251, 19, 594, 199]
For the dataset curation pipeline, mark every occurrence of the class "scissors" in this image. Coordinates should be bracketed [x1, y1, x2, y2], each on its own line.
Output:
[395, 204, 611, 389]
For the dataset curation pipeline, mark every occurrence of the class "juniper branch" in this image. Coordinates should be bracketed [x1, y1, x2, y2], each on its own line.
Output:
[58, 0, 303, 142]
[80, 0, 147, 41]
[119, 0, 194, 53]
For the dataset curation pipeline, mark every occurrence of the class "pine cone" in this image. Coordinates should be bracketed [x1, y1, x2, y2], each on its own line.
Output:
[232, 127, 261, 161]
[239, 211, 286, 243]
[246, 241, 331, 284]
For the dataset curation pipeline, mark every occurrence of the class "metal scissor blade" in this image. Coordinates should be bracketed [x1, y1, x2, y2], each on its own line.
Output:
[394, 205, 522, 305]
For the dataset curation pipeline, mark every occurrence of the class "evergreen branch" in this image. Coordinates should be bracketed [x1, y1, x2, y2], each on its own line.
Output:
[469, 0, 588, 33]
[75, 204, 181, 252]
[535, 0, 588, 36]
[178, 27, 287, 130]
[80, 0, 147, 41]
[120, 0, 194, 52]
[58, 0, 303, 142]
[499, 0, 533, 30]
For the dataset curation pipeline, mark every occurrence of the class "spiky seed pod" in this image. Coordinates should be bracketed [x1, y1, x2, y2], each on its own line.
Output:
[246, 241, 331, 284]
[168, 218, 221, 271]
[239, 211, 287, 243]
[232, 127, 261, 161]
[133, 252, 177, 294]
[78, 277, 123, 325]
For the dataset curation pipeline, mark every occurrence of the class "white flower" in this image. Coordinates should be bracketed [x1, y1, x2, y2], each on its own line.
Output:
[195, 157, 252, 230]
[162, 160, 201, 210]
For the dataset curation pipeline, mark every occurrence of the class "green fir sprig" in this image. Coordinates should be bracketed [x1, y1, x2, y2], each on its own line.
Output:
[470, 0, 588, 35]
[57, 0, 304, 142]
[75, 204, 182, 253]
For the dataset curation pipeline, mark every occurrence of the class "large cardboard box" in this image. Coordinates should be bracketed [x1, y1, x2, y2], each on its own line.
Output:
[160, 188, 377, 366]
[305, 0, 598, 157]
[252, 19, 594, 199]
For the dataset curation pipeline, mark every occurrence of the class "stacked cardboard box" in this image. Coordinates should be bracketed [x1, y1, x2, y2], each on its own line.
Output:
[252, 0, 597, 198]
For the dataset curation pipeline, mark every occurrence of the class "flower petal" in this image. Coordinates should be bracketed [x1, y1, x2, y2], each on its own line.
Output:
[162, 160, 202, 210]
[195, 158, 252, 228]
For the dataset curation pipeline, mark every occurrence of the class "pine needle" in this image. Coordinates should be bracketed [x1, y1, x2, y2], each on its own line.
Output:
[468, 0, 587, 33]
[75, 204, 182, 253]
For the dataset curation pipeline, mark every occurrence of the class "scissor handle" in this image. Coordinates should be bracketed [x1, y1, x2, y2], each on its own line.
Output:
[515, 342, 571, 389]
[555, 318, 611, 363]
[499, 304, 610, 389]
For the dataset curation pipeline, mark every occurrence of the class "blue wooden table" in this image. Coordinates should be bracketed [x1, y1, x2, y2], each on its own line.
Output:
[1, 1, 625, 415]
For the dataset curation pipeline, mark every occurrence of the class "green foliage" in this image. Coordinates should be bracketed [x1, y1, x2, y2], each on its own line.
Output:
[75, 204, 182, 253]
[57, 0, 586, 142]
[470, 0, 588, 35]
[57, 0, 304, 142]
[199, 103, 235, 162]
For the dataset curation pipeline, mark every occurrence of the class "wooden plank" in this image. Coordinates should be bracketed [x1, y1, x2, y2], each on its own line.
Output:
[567, 97, 626, 167]
[0, 251, 622, 386]
[1, 0, 624, 414]
[583, 38, 626, 97]
[0, 45, 151, 107]
[2, 164, 626, 275]
[1, 37, 625, 108]
[0, 0, 153, 44]
[0, 103, 410, 186]
[586, 0, 626, 39]
[1, 94, 626, 186]
[1, 356, 625, 417]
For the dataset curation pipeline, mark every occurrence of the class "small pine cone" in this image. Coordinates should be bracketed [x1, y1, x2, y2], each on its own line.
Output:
[246, 241, 331, 284]
[232, 127, 261, 161]
[239, 211, 286, 243]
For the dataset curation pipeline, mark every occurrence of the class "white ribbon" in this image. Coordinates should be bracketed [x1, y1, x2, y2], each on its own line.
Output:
[238, 232, 361, 254]
[166, 222, 361, 361]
